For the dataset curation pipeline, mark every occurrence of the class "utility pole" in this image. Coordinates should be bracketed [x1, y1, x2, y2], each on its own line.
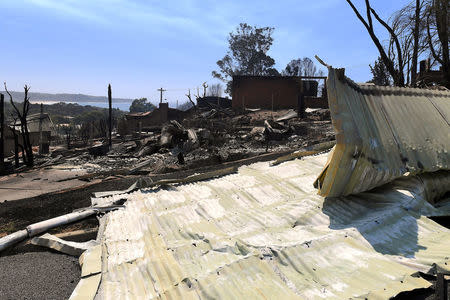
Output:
[108, 84, 112, 148]
[0, 94, 4, 174]
[157, 87, 166, 103]
[38, 103, 43, 155]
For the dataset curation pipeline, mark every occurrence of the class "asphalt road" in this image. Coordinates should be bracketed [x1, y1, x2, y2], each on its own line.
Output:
[0, 252, 80, 300]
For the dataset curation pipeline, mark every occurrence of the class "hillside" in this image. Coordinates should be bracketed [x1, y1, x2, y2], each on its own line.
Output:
[3, 101, 125, 125]
[0, 90, 132, 103]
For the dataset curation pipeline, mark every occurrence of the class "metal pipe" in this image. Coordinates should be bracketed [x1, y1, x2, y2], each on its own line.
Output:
[0, 230, 28, 252]
[26, 209, 96, 237]
[0, 209, 97, 252]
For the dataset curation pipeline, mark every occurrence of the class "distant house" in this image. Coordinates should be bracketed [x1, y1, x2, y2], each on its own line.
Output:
[231, 75, 328, 110]
[124, 102, 186, 133]
[416, 59, 447, 87]
[3, 113, 56, 155]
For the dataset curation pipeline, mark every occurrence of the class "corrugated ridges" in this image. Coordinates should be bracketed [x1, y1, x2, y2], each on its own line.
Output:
[315, 67, 450, 197]
[95, 155, 450, 299]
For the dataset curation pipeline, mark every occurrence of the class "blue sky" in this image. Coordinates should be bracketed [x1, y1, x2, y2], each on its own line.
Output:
[1, 0, 410, 106]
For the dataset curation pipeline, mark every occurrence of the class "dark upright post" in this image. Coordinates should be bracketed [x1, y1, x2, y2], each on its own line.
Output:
[298, 94, 305, 119]
[298, 78, 305, 118]
[38, 103, 43, 155]
[108, 84, 112, 148]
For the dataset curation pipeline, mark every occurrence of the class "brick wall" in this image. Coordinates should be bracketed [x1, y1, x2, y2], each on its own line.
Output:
[232, 76, 301, 109]
[231, 76, 324, 110]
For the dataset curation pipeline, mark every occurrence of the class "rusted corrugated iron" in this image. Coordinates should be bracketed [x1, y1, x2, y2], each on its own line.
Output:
[315, 67, 450, 197]
[79, 154, 450, 299]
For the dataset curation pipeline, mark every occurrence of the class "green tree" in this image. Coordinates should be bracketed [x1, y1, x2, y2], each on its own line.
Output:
[368, 57, 392, 86]
[212, 23, 279, 94]
[74, 110, 107, 124]
[129, 98, 155, 113]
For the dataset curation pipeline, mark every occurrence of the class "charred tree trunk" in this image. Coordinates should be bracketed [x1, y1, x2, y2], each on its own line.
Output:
[18, 144, 25, 165]
[434, 0, 449, 88]
[427, 0, 450, 88]
[410, 0, 421, 86]
[346, 0, 405, 86]
[185, 89, 197, 111]
[9, 125, 19, 168]
[5, 83, 33, 167]
[20, 111, 33, 166]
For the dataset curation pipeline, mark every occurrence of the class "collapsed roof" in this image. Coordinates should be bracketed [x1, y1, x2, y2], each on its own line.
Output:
[315, 67, 449, 197]
[67, 67, 450, 299]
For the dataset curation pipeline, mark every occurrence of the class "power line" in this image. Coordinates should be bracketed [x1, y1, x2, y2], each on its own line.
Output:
[157, 87, 166, 103]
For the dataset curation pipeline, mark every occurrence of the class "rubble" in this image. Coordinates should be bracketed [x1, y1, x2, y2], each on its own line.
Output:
[9, 107, 333, 178]
[31, 233, 98, 257]
[2, 74, 449, 300]
[264, 119, 292, 140]
[0, 106, 334, 249]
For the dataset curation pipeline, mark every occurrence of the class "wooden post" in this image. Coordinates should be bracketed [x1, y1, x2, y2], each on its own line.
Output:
[298, 77, 305, 118]
[108, 84, 112, 148]
[271, 93, 274, 120]
[38, 103, 43, 155]
[0, 94, 4, 173]
[138, 121, 142, 138]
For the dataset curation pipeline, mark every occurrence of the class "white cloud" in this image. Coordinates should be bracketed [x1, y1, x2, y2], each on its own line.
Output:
[23, 0, 234, 46]
[27, 0, 109, 23]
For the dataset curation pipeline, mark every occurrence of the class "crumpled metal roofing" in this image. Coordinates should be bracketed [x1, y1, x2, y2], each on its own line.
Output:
[87, 153, 450, 299]
[315, 67, 450, 197]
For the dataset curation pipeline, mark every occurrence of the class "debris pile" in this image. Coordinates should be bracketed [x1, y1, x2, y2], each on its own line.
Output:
[15, 107, 333, 177]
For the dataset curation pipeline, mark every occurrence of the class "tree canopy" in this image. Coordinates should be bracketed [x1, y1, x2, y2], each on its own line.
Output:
[129, 98, 156, 113]
[212, 23, 279, 94]
[368, 57, 392, 86]
[207, 83, 223, 97]
[282, 57, 325, 77]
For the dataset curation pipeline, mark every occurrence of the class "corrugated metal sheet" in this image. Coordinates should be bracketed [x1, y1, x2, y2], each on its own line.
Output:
[315, 67, 450, 197]
[90, 154, 450, 299]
